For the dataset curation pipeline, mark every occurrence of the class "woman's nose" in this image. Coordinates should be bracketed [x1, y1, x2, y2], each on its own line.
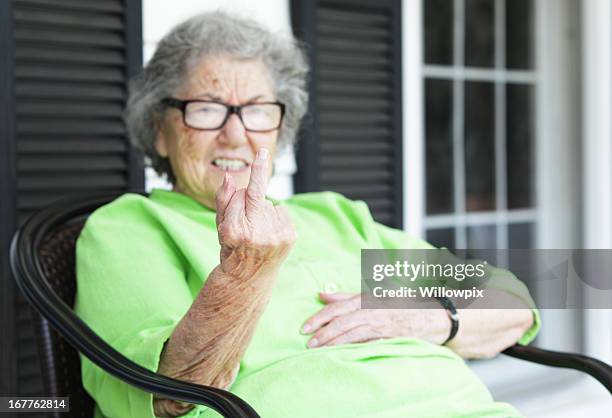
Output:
[218, 113, 248, 146]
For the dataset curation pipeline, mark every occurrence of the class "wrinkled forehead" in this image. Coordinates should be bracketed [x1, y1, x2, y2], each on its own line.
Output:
[176, 55, 275, 102]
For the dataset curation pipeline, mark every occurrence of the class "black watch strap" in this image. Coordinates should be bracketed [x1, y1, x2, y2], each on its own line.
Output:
[435, 296, 459, 344]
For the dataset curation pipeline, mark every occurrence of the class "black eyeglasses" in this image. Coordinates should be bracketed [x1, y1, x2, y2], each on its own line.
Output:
[161, 98, 285, 132]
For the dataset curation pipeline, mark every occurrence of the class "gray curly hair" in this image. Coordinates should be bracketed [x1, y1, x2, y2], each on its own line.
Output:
[124, 11, 309, 183]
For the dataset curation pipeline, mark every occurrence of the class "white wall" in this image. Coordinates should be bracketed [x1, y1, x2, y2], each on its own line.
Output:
[402, 0, 424, 238]
[581, 0, 612, 368]
[142, 0, 296, 199]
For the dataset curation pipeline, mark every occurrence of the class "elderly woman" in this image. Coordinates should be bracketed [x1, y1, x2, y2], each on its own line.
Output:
[75, 11, 540, 418]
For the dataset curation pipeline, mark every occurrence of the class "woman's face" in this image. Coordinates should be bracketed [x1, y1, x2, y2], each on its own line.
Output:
[155, 56, 278, 209]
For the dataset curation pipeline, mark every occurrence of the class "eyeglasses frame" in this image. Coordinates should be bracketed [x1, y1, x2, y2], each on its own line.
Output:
[161, 98, 286, 132]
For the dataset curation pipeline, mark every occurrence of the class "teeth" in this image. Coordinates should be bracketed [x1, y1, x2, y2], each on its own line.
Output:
[213, 158, 247, 171]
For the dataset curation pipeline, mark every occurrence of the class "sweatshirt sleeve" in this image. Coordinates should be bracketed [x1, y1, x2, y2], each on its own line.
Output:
[371, 220, 541, 346]
[74, 196, 202, 418]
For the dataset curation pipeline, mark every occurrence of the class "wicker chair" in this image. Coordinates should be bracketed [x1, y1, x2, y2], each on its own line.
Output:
[10, 194, 258, 418]
[9, 194, 612, 417]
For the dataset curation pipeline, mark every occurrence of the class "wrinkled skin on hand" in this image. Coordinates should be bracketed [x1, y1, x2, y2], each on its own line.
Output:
[301, 291, 534, 360]
[301, 292, 451, 348]
[215, 148, 297, 280]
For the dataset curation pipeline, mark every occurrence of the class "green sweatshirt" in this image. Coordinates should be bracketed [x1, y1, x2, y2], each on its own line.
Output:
[75, 189, 540, 418]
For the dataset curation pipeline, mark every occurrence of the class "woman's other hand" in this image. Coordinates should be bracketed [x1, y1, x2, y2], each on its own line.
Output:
[215, 148, 297, 279]
[301, 292, 451, 348]
[301, 291, 534, 359]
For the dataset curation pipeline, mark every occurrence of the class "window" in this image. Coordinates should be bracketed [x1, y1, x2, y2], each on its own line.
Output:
[423, 0, 537, 252]
[416, 0, 588, 404]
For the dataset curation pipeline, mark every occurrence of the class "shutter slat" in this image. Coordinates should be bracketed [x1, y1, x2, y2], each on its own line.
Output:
[18, 173, 126, 191]
[373, 212, 393, 224]
[16, 83, 125, 100]
[365, 198, 395, 213]
[16, 64, 124, 83]
[320, 112, 391, 125]
[330, 183, 394, 197]
[319, 38, 391, 55]
[17, 138, 127, 153]
[320, 141, 393, 154]
[17, 0, 124, 13]
[319, 51, 391, 70]
[17, 101, 124, 118]
[17, 191, 95, 211]
[321, 170, 393, 183]
[16, 26, 124, 48]
[318, 22, 391, 41]
[16, 47, 125, 65]
[320, 155, 392, 169]
[320, 81, 390, 98]
[317, 7, 391, 27]
[17, 155, 127, 172]
[319, 67, 391, 83]
[15, 8, 124, 31]
[320, 127, 392, 138]
[16, 120, 125, 135]
[319, 97, 390, 111]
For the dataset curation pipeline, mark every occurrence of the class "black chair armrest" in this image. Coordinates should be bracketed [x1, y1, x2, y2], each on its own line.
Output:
[503, 344, 612, 394]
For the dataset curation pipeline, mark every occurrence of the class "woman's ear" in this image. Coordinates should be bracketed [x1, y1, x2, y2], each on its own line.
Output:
[154, 122, 169, 158]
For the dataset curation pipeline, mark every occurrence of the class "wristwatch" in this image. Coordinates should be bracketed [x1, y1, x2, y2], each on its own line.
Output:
[435, 296, 459, 344]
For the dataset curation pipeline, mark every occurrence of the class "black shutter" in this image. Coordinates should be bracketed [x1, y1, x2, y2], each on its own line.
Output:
[0, 0, 143, 403]
[291, 0, 403, 228]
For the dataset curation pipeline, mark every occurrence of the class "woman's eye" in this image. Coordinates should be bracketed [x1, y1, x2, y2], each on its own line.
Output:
[197, 106, 221, 113]
[245, 106, 268, 116]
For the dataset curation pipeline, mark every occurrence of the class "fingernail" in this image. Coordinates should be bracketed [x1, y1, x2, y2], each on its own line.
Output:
[258, 148, 269, 160]
[301, 324, 311, 334]
[308, 338, 318, 348]
[223, 172, 229, 186]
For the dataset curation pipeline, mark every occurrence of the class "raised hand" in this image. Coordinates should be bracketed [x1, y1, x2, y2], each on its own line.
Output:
[214, 148, 297, 280]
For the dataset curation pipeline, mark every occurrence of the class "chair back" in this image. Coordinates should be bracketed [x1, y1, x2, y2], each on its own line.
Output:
[10, 193, 261, 418]
[35, 218, 93, 417]
[14, 195, 119, 418]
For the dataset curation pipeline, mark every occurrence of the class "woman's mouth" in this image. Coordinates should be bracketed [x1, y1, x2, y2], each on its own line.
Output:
[211, 158, 249, 172]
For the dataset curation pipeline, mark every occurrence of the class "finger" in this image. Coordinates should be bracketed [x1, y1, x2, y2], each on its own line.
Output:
[324, 325, 372, 347]
[300, 296, 360, 334]
[245, 148, 270, 213]
[222, 188, 247, 227]
[215, 173, 235, 225]
[319, 292, 357, 304]
[308, 312, 367, 348]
